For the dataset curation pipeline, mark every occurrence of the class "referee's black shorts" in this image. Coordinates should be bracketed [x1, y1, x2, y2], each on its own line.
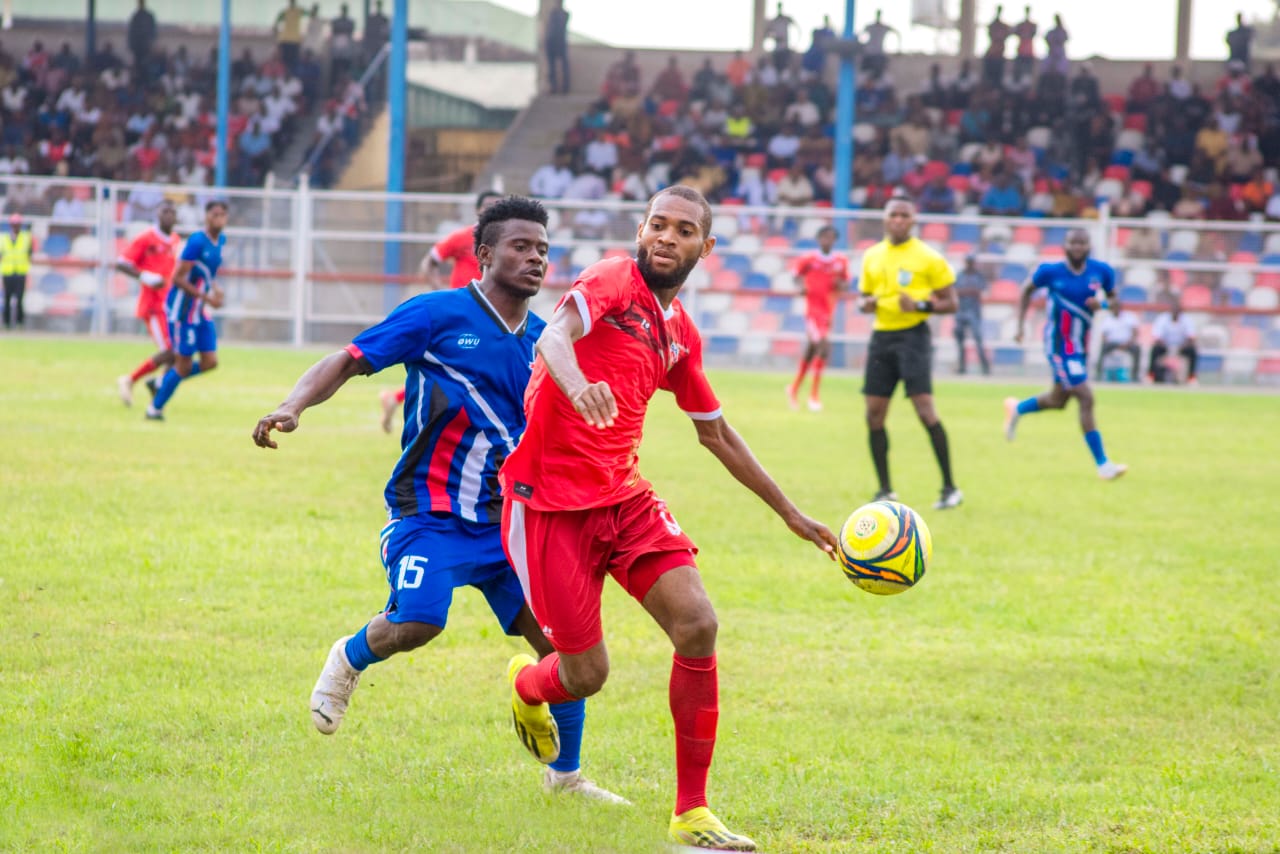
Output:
[862, 322, 933, 398]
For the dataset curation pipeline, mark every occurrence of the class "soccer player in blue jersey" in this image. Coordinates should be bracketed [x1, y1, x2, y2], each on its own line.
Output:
[251, 196, 625, 803]
[1005, 228, 1128, 479]
[145, 200, 228, 421]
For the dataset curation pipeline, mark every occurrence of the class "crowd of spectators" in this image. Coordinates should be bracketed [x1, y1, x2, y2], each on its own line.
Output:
[532, 8, 1280, 223]
[0, 0, 391, 193]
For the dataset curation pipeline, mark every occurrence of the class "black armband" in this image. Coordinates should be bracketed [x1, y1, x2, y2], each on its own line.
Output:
[914, 300, 934, 313]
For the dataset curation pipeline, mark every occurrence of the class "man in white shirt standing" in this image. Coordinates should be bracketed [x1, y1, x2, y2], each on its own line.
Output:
[1095, 308, 1140, 382]
[529, 146, 575, 199]
[1149, 301, 1198, 385]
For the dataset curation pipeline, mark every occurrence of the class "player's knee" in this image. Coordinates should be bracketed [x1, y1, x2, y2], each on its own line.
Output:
[668, 608, 718, 654]
[200, 355, 218, 372]
[562, 657, 609, 697]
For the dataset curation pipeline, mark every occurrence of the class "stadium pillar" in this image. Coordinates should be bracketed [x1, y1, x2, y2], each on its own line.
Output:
[958, 0, 976, 59]
[383, 0, 408, 311]
[832, 0, 856, 211]
[85, 0, 97, 65]
[752, 0, 767, 53]
[215, 0, 230, 188]
[1175, 0, 1193, 62]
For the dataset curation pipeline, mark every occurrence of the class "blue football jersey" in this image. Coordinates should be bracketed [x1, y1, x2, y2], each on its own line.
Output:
[1030, 258, 1115, 356]
[349, 283, 544, 524]
[166, 230, 226, 324]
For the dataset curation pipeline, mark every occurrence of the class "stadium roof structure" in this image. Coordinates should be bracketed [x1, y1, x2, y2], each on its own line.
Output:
[407, 59, 535, 110]
[11, 0, 602, 53]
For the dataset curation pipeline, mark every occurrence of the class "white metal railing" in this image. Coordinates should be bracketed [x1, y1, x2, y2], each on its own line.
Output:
[4, 175, 1279, 382]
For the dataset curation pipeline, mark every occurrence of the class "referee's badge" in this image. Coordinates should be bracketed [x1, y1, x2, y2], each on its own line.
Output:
[897, 268, 914, 286]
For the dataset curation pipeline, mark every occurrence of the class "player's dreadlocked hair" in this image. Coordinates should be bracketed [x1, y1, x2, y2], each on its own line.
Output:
[472, 195, 549, 255]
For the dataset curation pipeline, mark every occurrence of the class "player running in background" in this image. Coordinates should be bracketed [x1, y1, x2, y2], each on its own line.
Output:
[499, 186, 836, 851]
[145, 200, 227, 421]
[1004, 227, 1128, 479]
[252, 197, 625, 803]
[858, 197, 963, 510]
[378, 191, 507, 431]
[116, 202, 182, 407]
[786, 223, 848, 412]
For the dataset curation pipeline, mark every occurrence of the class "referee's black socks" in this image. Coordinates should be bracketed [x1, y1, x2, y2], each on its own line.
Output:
[926, 421, 955, 490]
[869, 428, 891, 493]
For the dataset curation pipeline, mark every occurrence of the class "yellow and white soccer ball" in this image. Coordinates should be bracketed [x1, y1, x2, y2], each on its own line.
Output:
[837, 500, 932, 595]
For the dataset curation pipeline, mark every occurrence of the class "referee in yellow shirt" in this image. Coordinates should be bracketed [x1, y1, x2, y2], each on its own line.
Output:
[858, 197, 963, 510]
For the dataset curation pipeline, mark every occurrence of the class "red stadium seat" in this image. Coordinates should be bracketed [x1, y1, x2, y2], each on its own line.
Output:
[1231, 325, 1262, 349]
[921, 222, 950, 242]
[711, 270, 741, 291]
[947, 175, 971, 193]
[1114, 227, 1132, 248]
[991, 279, 1022, 302]
[947, 241, 974, 257]
[945, 109, 963, 127]
[1130, 181, 1153, 200]
[1255, 272, 1280, 290]
[1103, 165, 1130, 181]
[1012, 225, 1042, 245]
[1041, 244, 1065, 259]
[763, 235, 790, 249]
[701, 253, 724, 273]
[1105, 94, 1126, 114]
[1123, 113, 1147, 131]
[751, 312, 782, 332]
[731, 293, 763, 312]
[770, 338, 803, 358]
[1180, 284, 1212, 308]
[1229, 251, 1258, 265]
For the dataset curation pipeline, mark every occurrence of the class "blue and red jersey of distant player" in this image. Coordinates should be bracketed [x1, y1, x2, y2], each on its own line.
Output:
[1030, 258, 1116, 357]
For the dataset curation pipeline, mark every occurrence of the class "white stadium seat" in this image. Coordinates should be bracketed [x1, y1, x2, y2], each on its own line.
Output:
[797, 217, 828, 240]
[739, 334, 770, 357]
[719, 311, 750, 334]
[771, 271, 799, 292]
[1199, 325, 1229, 350]
[1168, 230, 1198, 255]
[711, 214, 739, 239]
[753, 253, 786, 277]
[69, 273, 98, 296]
[1115, 129, 1145, 152]
[1246, 287, 1279, 309]
[70, 235, 100, 260]
[684, 267, 710, 291]
[1094, 179, 1124, 201]
[699, 292, 731, 315]
[1026, 127, 1052, 149]
[1264, 233, 1280, 256]
[570, 245, 600, 268]
[982, 223, 1013, 244]
[1124, 266, 1157, 288]
[1006, 243, 1038, 263]
[1220, 269, 1254, 292]
[853, 123, 877, 144]
[732, 234, 761, 254]
[1168, 165, 1188, 185]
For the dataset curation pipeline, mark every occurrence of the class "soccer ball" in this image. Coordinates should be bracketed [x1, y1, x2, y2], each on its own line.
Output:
[837, 501, 932, 595]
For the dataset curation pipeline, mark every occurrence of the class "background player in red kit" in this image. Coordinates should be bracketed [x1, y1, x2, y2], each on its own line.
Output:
[116, 202, 182, 407]
[786, 223, 848, 412]
[498, 185, 837, 851]
[380, 191, 506, 430]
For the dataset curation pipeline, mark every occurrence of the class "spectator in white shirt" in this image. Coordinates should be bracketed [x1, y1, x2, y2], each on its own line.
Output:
[1, 81, 27, 112]
[56, 80, 87, 115]
[1095, 310, 1141, 381]
[767, 122, 802, 165]
[583, 131, 618, 175]
[529, 146, 576, 199]
[1149, 302, 1198, 384]
[783, 91, 821, 128]
[51, 188, 86, 223]
[1168, 66, 1192, 100]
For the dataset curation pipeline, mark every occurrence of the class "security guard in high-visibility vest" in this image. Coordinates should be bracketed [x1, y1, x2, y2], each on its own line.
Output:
[1, 212, 33, 329]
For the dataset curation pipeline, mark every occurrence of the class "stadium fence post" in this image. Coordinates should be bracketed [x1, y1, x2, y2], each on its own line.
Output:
[292, 174, 312, 347]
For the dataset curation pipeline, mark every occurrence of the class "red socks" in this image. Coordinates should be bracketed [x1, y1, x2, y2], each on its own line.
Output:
[810, 358, 826, 400]
[129, 357, 157, 382]
[670, 653, 719, 815]
[515, 651, 578, 705]
[395, 386, 406, 403]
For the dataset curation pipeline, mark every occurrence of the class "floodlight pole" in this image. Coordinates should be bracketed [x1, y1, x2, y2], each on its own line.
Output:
[832, 0, 857, 210]
[215, 0, 231, 187]
[383, 0, 408, 310]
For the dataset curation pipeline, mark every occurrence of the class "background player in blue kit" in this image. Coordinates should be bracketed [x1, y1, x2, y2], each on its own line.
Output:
[251, 196, 625, 803]
[146, 200, 228, 421]
[1004, 228, 1128, 480]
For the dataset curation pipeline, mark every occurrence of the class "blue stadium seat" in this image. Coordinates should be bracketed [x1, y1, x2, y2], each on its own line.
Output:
[763, 295, 792, 314]
[1198, 354, 1224, 374]
[721, 254, 753, 275]
[1266, 329, 1280, 349]
[38, 272, 66, 295]
[1119, 285, 1148, 304]
[744, 272, 771, 290]
[993, 346, 1025, 366]
[1239, 232, 1264, 254]
[697, 311, 718, 330]
[1223, 288, 1247, 307]
[1110, 150, 1134, 166]
[781, 314, 808, 334]
[1243, 314, 1271, 330]
[1044, 227, 1069, 245]
[952, 223, 981, 243]
[951, 162, 973, 176]
[1262, 254, 1280, 266]
[999, 263, 1029, 282]
[42, 233, 71, 258]
[547, 246, 569, 268]
[1164, 250, 1192, 262]
[706, 335, 739, 356]
[794, 238, 819, 250]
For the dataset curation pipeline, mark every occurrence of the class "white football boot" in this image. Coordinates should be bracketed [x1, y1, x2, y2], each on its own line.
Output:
[310, 636, 361, 734]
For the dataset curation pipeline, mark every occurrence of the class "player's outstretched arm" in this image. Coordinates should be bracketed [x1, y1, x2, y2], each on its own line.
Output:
[252, 350, 365, 449]
[1014, 280, 1037, 343]
[693, 416, 837, 559]
[537, 299, 617, 429]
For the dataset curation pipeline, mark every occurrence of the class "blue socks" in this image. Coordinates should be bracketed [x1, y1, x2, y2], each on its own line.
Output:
[548, 697, 586, 773]
[1084, 430, 1108, 466]
[151, 362, 202, 411]
[343, 625, 385, 671]
[1016, 397, 1040, 415]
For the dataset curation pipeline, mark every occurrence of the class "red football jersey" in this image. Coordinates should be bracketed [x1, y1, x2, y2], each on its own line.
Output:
[120, 227, 182, 287]
[431, 224, 480, 289]
[501, 257, 721, 511]
[794, 250, 849, 318]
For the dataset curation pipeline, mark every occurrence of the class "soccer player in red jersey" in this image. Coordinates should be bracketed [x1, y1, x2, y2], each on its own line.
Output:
[116, 202, 182, 407]
[498, 185, 838, 851]
[379, 191, 506, 430]
[786, 224, 849, 412]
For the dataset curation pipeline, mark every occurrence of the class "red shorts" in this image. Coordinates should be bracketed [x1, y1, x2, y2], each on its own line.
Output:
[502, 489, 698, 655]
[135, 287, 171, 349]
[806, 312, 832, 341]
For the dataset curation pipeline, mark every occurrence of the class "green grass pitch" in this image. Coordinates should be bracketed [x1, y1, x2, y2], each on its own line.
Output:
[3, 337, 1278, 853]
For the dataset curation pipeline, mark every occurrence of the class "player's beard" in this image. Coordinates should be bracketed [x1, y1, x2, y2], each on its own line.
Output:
[636, 245, 699, 291]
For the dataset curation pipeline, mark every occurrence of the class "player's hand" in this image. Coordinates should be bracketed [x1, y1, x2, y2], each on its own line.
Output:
[786, 513, 838, 560]
[571, 381, 617, 429]
[858, 295, 878, 314]
[207, 287, 225, 309]
[1084, 296, 1101, 311]
[252, 409, 300, 449]
[1013, 328, 1024, 344]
